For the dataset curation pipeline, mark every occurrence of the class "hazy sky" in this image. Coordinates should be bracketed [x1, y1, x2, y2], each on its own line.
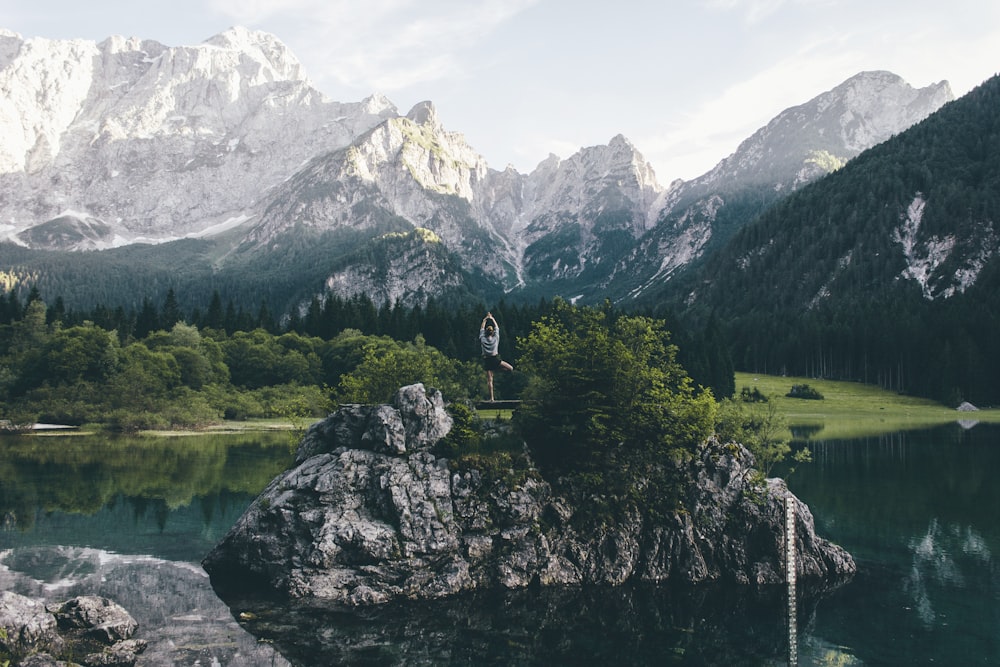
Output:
[2, 0, 998, 182]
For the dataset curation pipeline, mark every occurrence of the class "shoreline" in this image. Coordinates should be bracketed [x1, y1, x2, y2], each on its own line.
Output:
[736, 371, 1000, 440]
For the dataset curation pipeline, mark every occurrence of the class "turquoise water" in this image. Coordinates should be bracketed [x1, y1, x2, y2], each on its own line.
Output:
[782, 423, 1000, 666]
[1, 424, 997, 665]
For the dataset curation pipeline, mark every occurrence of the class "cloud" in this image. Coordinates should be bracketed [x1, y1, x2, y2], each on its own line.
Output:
[703, 0, 834, 24]
[703, 0, 789, 23]
[639, 35, 861, 181]
[207, 0, 540, 92]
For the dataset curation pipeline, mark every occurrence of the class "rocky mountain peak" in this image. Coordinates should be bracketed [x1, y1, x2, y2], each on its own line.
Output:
[405, 100, 440, 127]
[819, 70, 953, 153]
[202, 26, 307, 83]
[522, 135, 662, 233]
[623, 71, 953, 303]
[669, 70, 953, 197]
[0, 28, 398, 247]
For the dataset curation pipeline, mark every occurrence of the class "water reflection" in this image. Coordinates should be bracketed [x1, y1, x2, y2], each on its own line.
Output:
[783, 423, 1000, 665]
[218, 580, 844, 667]
[905, 519, 992, 629]
[0, 545, 290, 667]
[3, 425, 999, 665]
[0, 432, 296, 666]
[0, 433, 295, 558]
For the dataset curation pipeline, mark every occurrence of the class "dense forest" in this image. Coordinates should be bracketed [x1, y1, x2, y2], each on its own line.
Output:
[654, 74, 1000, 406]
[0, 286, 735, 431]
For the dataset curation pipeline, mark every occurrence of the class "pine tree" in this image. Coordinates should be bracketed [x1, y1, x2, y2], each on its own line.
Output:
[161, 288, 183, 328]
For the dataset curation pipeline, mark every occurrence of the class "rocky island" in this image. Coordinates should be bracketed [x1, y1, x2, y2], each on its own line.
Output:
[202, 384, 854, 605]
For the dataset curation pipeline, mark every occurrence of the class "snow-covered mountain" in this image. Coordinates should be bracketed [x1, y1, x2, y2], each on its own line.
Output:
[0, 26, 396, 248]
[0, 28, 954, 308]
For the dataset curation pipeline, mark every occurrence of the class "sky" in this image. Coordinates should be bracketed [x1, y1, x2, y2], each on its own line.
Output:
[2, 0, 999, 183]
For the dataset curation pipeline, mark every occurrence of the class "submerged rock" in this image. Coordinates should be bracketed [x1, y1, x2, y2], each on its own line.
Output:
[0, 591, 145, 666]
[0, 591, 61, 659]
[203, 383, 854, 605]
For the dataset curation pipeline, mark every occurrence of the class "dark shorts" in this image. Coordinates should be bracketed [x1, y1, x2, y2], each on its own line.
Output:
[482, 355, 503, 371]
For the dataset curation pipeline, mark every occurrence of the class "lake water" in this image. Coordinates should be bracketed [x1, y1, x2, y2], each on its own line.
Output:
[1, 423, 997, 666]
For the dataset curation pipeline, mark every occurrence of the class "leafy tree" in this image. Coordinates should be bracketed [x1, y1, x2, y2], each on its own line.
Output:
[2, 300, 50, 396]
[42, 324, 120, 386]
[514, 300, 716, 514]
[221, 328, 322, 389]
[715, 393, 810, 482]
[335, 334, 473, 404]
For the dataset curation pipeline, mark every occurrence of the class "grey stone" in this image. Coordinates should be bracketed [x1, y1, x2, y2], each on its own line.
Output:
[0, 591, 61, 658]
[204, 384, 855, 606]
[80, 638, 148, 667]
[51, 595, 137, 644]
[0, 592, 146, 667]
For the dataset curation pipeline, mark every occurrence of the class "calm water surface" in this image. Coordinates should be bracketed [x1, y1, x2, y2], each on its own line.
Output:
[1, 423, 997, 665]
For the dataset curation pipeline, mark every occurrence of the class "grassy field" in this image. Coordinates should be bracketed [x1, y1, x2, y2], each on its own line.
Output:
[734, 372, 1000, 440]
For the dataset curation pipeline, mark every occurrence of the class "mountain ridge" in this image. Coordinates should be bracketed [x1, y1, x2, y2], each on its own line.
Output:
[0, 27, 397, 247]
[0, 27, 956, 312]
[614, 70, 954, 301]
[656, 72, 1000, 402]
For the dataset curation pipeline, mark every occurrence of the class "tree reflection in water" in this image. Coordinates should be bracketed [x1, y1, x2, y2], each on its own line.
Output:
[217, 579, 849, 667]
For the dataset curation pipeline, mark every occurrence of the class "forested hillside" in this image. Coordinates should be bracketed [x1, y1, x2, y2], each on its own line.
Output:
[0, 218, 503, 320]
[661, 74, 1000, 405]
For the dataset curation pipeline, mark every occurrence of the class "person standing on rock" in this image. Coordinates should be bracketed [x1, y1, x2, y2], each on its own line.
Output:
[480, 312, 513, 401]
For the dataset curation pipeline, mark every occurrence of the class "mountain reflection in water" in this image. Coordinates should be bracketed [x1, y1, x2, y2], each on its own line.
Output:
[0, 544, 290, 666]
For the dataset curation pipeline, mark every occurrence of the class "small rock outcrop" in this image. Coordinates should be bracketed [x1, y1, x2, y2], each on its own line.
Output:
[203, 384, 854, 605]
[0, 592, 145, 667]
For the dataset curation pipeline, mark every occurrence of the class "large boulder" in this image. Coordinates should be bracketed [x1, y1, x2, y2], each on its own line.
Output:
[203, 383, 854, 605]
[294, 383, 452, 463]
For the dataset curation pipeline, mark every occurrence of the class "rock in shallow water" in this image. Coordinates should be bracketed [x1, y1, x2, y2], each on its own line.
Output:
[0, 591, 145, 666]
[203, 383, 855, 605]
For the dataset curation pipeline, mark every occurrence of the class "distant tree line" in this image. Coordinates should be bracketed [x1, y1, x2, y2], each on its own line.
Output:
[1, 284, 736, 408]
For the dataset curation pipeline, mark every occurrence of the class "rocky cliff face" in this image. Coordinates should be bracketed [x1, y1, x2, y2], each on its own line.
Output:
[202, 384, 854, 605]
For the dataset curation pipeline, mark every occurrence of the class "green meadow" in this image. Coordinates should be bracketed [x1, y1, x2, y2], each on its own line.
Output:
[735, 372, 1000, 440]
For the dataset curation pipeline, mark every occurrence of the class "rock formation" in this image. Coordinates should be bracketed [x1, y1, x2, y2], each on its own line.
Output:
[203, 384, 854, 605]
[0, 592, 145, 666]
